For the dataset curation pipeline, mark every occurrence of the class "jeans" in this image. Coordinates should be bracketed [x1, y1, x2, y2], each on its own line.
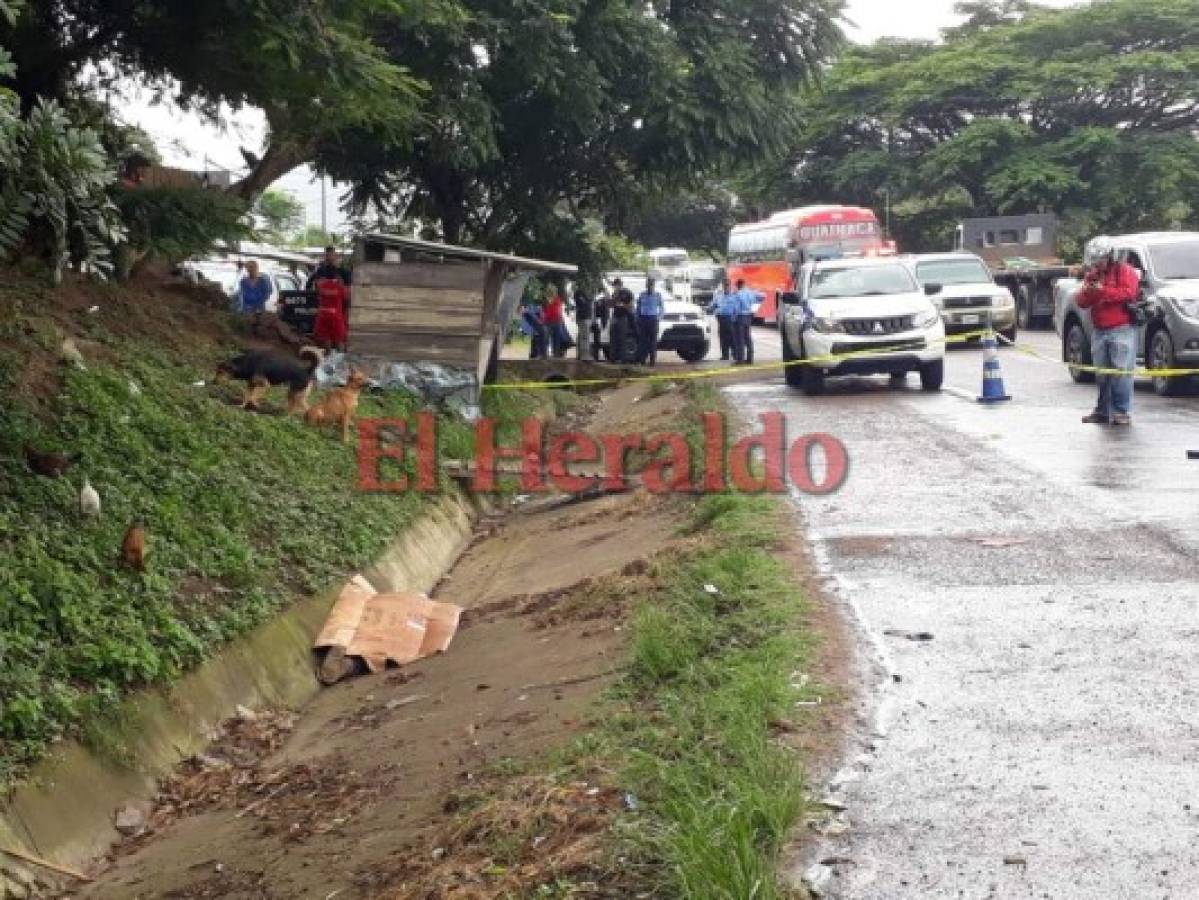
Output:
[1092, 325, 1136, 417]
[732, 315, 754, 363]
[715, 316, 733, 359]
[636, 315, 660, 365]
[549, 322, 573, 358]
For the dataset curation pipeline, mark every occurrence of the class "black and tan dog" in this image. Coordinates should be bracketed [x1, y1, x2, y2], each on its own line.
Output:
[215, 346, 325, 414]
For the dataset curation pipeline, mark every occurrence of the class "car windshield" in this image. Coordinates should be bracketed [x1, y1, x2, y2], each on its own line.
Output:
[915, 259, 992, 286]
[1148, 242, 1199, 280]
[809, 264, 917, 299]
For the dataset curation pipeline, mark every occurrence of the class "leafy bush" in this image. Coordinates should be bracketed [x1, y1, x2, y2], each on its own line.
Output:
[114, 187, 251, 274]
[0, 1, 125, 283]
[0, 97, 126, 283]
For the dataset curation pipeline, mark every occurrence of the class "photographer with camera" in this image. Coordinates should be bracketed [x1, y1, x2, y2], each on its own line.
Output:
[1076, 243, 1142, 427]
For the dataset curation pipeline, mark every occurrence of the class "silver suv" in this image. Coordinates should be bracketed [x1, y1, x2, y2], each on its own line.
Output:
[1055, 233, 1199, 395]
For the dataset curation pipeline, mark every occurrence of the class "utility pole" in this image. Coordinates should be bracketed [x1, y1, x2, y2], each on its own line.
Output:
[320, 176, 328, 237]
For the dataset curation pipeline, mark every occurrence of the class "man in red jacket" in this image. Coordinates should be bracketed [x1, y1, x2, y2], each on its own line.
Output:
[1076, 247, 1141, 426]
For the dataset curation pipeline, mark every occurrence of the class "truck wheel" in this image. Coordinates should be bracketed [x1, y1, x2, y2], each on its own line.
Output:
[919, 359, 944, 392]
[800, 364, 825, 395]
[1000, 323, 1018, 346]
[1064, 320, 1095, 384]
[1149, 327, 1182, 397]
[677, 343, 709, 363]
[782, 329, 805, 388]
[1017, 286, 1033, 330]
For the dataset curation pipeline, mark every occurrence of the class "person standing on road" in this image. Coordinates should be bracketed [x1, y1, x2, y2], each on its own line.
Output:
[608, 278, 637, 363]
[542, 285, 573, 358]
[708, 276, 735, 361]
[520, 301, 548, 360]
[1077, 248, 1141, 427]
[573, 286, 595, 361]
[731, 279, 765, 366]
[635, 278, 665, 366]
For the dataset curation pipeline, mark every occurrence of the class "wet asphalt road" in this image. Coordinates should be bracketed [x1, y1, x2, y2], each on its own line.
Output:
[727, 327, 1199, 899]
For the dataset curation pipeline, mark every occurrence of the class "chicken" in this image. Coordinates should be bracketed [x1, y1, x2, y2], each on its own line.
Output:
[80, 479, 101, 519]
[121, 520, 147, 571]
[60, 337, 87, 370]
[25, 446, 81, 478]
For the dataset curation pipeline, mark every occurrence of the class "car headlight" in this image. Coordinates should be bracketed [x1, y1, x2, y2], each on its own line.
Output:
[913, 308, 940, 330]
[812, 317, 845, 334]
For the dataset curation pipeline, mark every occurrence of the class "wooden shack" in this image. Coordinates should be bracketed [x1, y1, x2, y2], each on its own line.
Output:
[350, 234, 577, 385]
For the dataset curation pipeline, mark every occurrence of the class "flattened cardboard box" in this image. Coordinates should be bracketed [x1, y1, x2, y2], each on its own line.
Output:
[315, 575, 462, 672]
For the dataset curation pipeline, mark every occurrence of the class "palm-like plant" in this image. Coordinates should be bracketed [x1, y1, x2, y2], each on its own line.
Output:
[0, 0, 126, 283]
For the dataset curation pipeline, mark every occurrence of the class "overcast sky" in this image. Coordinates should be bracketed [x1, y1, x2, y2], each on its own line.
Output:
[124, 0, 1084, 234]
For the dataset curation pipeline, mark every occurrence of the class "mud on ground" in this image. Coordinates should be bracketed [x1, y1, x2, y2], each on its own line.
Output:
[77, 381, 853, 900]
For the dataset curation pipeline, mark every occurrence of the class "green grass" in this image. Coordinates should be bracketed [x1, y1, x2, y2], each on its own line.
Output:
[0, 325, 553, 786]
[552, 491, 819, 899]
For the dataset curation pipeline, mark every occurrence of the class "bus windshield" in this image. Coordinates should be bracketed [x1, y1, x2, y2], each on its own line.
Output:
[810, 264, 917, 299]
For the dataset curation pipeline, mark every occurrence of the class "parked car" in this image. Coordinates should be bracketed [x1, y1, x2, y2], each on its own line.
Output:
[595, 274, 712, 363]
[1054, 232, 1199, 395]
[904, 252, 1017, 343]
[779, 257, 946, 394]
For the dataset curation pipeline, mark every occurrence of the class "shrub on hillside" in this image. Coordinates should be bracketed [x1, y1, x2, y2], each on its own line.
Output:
[114, 187, 251, 277]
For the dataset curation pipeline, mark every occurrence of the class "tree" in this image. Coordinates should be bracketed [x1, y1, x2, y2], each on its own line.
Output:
[325, 0, 845, 268]
[254, 188, 304, 245]
[747, 0, 1199, 255]
[0, 0, 431, 201]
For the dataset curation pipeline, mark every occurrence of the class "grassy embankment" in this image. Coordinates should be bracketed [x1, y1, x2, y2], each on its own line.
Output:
[424, 382, 829, 899]
[0, 272, 552, 786]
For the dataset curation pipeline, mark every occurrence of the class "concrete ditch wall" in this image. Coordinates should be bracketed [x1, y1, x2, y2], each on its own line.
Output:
[0, 490, 480, 898]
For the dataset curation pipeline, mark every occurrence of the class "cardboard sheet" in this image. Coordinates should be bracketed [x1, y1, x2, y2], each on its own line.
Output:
[315, 576, 462, 673]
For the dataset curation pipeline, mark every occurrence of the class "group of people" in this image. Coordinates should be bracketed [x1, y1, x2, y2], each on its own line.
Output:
[708, 277, 765, 365]
[519, 274, 765, 368]
[234, 246, 352, 353]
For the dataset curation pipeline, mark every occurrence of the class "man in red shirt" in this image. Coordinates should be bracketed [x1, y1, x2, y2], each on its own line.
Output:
[542, 286, 574, 358]
[1076, 247, 1141, 426]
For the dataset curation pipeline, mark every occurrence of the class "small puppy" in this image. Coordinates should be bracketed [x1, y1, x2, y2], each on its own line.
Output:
[215, 346, 324, 415]
[305, 369, 370, 443]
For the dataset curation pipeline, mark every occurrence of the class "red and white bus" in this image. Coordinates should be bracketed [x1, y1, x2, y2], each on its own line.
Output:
[726, 205, 895, 324]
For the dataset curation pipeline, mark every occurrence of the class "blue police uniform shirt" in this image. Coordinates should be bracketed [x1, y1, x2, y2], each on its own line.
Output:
[734, 288, 764, 317]
[637, 290, 664, 318]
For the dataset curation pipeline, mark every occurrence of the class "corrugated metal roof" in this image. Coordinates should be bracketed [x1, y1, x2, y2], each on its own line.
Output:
[361, 234, 578, 274]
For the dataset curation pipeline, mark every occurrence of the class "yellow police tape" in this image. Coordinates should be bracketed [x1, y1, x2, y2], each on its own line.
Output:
[485, 329, 993, 391]
[485, 327, 1199, 392]
[994, 332, 1199, 379]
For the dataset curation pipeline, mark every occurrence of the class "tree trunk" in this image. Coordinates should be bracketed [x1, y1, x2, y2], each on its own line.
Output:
[229, 139, 314, 203]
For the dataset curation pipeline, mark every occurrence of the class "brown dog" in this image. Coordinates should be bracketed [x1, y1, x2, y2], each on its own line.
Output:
[305, 369, 370, 443]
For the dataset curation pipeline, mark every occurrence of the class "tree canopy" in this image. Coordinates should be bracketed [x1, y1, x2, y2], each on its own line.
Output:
[325, 0, 844, 265]
[745, 0, 1199, 257]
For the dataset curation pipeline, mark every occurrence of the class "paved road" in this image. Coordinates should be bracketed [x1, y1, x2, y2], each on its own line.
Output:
[728, 326, 1199, 899]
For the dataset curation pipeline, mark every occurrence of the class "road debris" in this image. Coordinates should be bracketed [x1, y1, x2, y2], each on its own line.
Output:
[883, 629, 935, 642]
[972, 536, 1032, 549]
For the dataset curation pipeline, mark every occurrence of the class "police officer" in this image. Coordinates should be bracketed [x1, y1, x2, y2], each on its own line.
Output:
[707, 277, 735, 361]
[608, 278, 636, 363]
[635, 278, 665, 366]
[731, 280, 765, 366]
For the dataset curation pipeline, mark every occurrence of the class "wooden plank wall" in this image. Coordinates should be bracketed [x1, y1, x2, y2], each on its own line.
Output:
[350, 260, 488, 368]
